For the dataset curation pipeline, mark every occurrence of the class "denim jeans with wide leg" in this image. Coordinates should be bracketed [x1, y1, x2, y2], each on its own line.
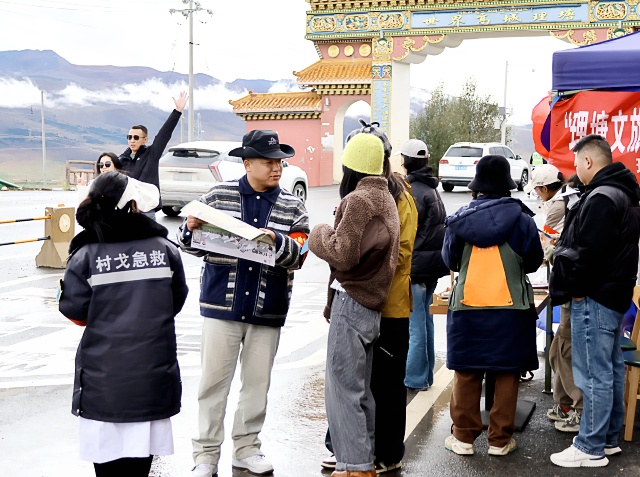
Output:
[405, 281, 438, 390]
[570, 297, 625, 457]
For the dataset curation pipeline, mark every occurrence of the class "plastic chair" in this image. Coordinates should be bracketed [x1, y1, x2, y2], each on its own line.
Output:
[622, 286, 640, 441]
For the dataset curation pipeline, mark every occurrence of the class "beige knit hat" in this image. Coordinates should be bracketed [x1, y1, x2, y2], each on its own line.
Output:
[341, 133, 384, 175]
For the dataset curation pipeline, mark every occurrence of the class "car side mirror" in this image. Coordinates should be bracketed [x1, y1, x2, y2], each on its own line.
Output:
[282, 160, 289, 168]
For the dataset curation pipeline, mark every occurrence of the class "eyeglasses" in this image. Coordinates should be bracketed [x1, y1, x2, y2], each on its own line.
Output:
[99, 162, 112, 169]
[127, 135, 146, 141]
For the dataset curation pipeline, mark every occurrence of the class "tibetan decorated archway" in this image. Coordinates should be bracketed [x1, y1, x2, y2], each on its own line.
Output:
[230, 0, 639, 186]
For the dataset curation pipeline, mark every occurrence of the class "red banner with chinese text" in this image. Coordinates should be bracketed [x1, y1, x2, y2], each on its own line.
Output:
[549, 91, 640, 180]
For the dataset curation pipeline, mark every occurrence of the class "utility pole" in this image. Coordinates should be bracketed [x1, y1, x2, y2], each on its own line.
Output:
[169, 1, 213, 142]
[41, 90, 47, 189]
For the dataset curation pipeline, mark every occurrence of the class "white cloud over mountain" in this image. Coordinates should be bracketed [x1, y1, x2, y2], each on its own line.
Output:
[0, 77, 248, 112]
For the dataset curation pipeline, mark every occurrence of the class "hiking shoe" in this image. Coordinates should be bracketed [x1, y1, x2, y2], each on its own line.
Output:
[550, 445, 609, 468]
[488, 438, 517, 456]
[232, 454, 274, 475]
[547, 403, 570, 421]
[555, 410, 580, 433]
[191, 463, 216, 477]
[321, 453, 336, 470]
[605, 445, 622, 456]
[445, 435, 474, 455]
[375, 461, 402, 474]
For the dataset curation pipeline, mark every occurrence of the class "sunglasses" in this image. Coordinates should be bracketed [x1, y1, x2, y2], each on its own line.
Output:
[127, 134, 146, 141]
[99, 161, 112, 169]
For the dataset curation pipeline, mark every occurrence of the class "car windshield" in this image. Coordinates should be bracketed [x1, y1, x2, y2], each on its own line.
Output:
[160, 149, 220, 167]
[445, 147, 483, 157]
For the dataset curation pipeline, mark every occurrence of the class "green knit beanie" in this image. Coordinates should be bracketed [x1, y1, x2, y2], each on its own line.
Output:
[341, 133, 384, 175]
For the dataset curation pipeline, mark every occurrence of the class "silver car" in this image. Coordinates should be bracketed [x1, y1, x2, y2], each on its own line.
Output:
[159, 140, 308, 217]
[438, 142, 530, 192]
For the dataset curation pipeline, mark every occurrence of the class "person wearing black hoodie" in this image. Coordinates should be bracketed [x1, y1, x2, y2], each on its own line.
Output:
[550, 135, 640, 468]
[400, 139, 450, 391]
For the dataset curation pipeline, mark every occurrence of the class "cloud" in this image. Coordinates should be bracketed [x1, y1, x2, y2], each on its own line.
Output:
[0, 77, 248, 112]
[0, 78, 43, 107]
[267, 80, 301, 93]
[345, 100, 371, 118]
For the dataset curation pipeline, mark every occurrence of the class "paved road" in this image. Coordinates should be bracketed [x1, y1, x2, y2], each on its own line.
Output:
[1, 186, 638, 477]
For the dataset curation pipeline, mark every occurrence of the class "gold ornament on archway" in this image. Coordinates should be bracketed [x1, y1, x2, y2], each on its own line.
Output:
[328, 45, 340, 58]
[373, 37, 392, 61]
[344, 45, 354, 56]
[359, 43, 371, 57]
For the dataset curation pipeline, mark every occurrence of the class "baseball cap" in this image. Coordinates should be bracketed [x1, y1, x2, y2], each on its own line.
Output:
[524, 164, 562, 194]
[116, 176, 159, 212]
[399, 139, 429, 159]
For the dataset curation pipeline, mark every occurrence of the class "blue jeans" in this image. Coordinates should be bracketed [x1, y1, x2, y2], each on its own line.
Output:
[570, 297, 625, 456]
[405, 281, 437, 390]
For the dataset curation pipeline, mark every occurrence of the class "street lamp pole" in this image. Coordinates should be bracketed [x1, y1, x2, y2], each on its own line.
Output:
[41, 90, 47, 189]
[169, 1, 212, 142]
[501, 60, 508, 145]
[188, 0, 194, 142]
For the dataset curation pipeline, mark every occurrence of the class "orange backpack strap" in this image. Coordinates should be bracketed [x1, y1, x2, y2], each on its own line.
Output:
[460, 245, 513, 307]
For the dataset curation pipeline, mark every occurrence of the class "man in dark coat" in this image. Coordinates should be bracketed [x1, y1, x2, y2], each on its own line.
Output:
[118, 92, 188, 217]
[550, 135, 640, 468]
[399, 139, 449, 392]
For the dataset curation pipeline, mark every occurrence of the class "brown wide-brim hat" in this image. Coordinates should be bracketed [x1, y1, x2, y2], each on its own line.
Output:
[229, 130, 295, 159]
[468, 155, 517, 193]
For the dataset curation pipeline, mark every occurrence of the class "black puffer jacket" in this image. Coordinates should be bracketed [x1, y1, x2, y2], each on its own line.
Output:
[550, 162, 640, 312]
[406, 167, 449, 283]
[118, 109, 182, 210]
[60, 214, 188, 422]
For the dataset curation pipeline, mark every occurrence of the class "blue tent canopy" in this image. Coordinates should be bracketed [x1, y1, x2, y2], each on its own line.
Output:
[552, 31, 640, 92]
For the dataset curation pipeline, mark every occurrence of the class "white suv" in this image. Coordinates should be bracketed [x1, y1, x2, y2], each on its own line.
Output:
[438, 142, 530, 192]
[159, 141, 308, 217]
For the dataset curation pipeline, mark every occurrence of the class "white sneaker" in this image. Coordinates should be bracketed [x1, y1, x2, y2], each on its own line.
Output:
[445, 435, 474, 455]
[488, 438, 517, 456]
[550, 445, 609, 467]
[232, 454, 274, 475]
[555, 409, 581, 433]
[191, 463, 216, 477]
[320, 453, 336, 469]
[604, 445, 622, 456]
[547, 403, 570, 422]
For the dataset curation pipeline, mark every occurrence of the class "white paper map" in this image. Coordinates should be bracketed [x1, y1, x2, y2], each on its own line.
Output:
[182, 201, 276, 265]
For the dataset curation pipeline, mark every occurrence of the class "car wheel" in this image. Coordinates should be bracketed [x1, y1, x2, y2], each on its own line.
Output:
[517, 170, 529, 192]
[442, 182, 454, 192]
[162, 206, 181, 217]
[292, 182, 307, 203]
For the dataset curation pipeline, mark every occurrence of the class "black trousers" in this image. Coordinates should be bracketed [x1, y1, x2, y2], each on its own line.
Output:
[93, 456, 153, 477]
[326, 317, 410, 465]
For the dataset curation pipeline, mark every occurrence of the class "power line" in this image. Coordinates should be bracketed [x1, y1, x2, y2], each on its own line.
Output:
[0, 0, 164, 12]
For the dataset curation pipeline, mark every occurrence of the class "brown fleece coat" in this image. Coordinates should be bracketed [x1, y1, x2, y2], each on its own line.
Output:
[309, 176, 400, 317]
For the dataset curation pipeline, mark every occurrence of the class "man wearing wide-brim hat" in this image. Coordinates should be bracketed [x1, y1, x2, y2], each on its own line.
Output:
[177, 130, 310, 477]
